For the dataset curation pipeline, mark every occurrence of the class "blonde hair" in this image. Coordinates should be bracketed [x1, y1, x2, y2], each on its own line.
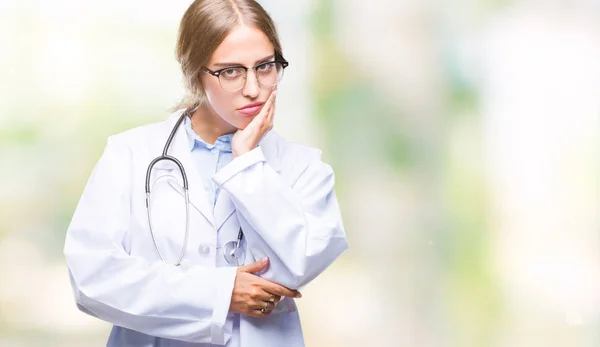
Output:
[174, 0, 283, 111]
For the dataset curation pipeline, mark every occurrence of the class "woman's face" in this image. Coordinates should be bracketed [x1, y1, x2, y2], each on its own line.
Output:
[201, 25, 277, 130]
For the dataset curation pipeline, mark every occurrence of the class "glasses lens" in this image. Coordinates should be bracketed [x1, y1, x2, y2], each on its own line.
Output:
[217, 62, 285, 92]
[218, 67, 246, 92]
[256, 62, 284, 87]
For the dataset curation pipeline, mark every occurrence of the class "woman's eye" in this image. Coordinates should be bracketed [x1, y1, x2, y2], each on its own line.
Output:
[257, 63, 274, 72]
[222, 68, 242, 78]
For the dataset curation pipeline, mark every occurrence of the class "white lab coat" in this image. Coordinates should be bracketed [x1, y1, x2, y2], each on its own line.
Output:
[64, 110, 349, 346]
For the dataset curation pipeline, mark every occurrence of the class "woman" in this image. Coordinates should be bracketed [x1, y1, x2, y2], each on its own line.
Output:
[64, 1, 348, 346]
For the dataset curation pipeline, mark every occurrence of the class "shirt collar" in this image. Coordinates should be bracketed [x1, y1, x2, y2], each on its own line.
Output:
[183, 116, 233, 152]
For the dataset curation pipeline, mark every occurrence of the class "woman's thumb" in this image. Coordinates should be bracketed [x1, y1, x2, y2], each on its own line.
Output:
[239, 257, 269, 274]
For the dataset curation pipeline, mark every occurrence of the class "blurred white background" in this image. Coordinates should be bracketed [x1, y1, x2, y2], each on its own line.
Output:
[0, 0, 598, 346]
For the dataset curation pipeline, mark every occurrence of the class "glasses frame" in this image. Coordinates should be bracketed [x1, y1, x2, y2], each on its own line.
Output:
[202, 54, 289, 92]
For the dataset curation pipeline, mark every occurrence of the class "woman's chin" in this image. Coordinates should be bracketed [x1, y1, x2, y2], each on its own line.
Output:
[232, 116, 255, 130]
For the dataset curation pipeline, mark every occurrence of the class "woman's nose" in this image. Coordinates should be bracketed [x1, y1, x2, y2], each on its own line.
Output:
[241, 70, 260, 98]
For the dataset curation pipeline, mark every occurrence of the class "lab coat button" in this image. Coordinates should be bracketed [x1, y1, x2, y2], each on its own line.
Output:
[198, 244, 211, 255]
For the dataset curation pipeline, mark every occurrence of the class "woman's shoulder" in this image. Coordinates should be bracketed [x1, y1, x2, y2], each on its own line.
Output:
[262, 131, 323, 162]
[104, 110, 184, 147]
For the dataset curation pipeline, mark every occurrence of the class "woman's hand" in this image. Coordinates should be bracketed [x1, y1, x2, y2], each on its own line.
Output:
[229, 257, 301, 318]
[232, 90, 277, 158]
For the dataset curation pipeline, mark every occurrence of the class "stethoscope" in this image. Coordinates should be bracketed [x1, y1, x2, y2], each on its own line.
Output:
[145, 109, 244, 267]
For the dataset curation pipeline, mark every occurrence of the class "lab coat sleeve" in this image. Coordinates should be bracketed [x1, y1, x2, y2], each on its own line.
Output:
[212, 146, 349, 290]
[64, 136, 237, 345]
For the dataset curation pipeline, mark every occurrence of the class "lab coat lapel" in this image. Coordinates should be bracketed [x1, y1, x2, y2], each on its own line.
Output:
[160, 113, 216, 228]
[213, 131, 283, 231]
[214, 189, 236, 231]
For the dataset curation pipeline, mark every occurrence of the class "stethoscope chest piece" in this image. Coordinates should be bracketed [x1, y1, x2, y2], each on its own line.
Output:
[223, 229, 245, 266]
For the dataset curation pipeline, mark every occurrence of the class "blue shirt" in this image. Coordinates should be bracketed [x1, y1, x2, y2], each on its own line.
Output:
[183, 116, 234, 208]
[184, 117, 242, 347]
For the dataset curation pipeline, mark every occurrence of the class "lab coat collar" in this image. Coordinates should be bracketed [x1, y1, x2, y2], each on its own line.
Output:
[182, 115, 233, 152]
[156, 110, 283, 231]
[163, 110, 283, 171]
[152, 110, 216, 227]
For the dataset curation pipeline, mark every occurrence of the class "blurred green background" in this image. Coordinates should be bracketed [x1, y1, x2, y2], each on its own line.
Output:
[1, 0, 599, 346]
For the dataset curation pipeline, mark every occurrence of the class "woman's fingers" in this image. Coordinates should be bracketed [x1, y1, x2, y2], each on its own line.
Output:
[270, 294, 282, 303]
[238, 257, 269, 274]
[267, 93, 276, 128]
[253, 89, 276, 125]
[246, 288, 283, 318]
[231, 258, 301, 318]
[253, 288, 282, 303]
[259, 90, 276, 130]
[249, 300, 276, 318]
[252, 298, 275, 310]
[265, 89, 277, 113]
[254, 276, 301, 298]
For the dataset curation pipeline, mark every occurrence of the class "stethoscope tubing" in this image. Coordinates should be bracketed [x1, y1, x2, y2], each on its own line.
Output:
[144, 110, 243, 266]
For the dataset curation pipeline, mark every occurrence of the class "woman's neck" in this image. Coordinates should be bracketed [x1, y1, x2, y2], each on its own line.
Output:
[190, 105, 237, 144]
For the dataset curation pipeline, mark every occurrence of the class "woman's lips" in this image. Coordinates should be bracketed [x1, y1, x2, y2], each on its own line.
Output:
[237, 103, 264, 116]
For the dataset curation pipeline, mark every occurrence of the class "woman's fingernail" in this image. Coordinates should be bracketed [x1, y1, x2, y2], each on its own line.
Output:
[296, 292, 302, 298]
[262, 257, 269, 264]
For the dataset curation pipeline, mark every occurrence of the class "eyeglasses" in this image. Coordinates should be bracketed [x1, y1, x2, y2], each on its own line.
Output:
[202, 58, 289, 93]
